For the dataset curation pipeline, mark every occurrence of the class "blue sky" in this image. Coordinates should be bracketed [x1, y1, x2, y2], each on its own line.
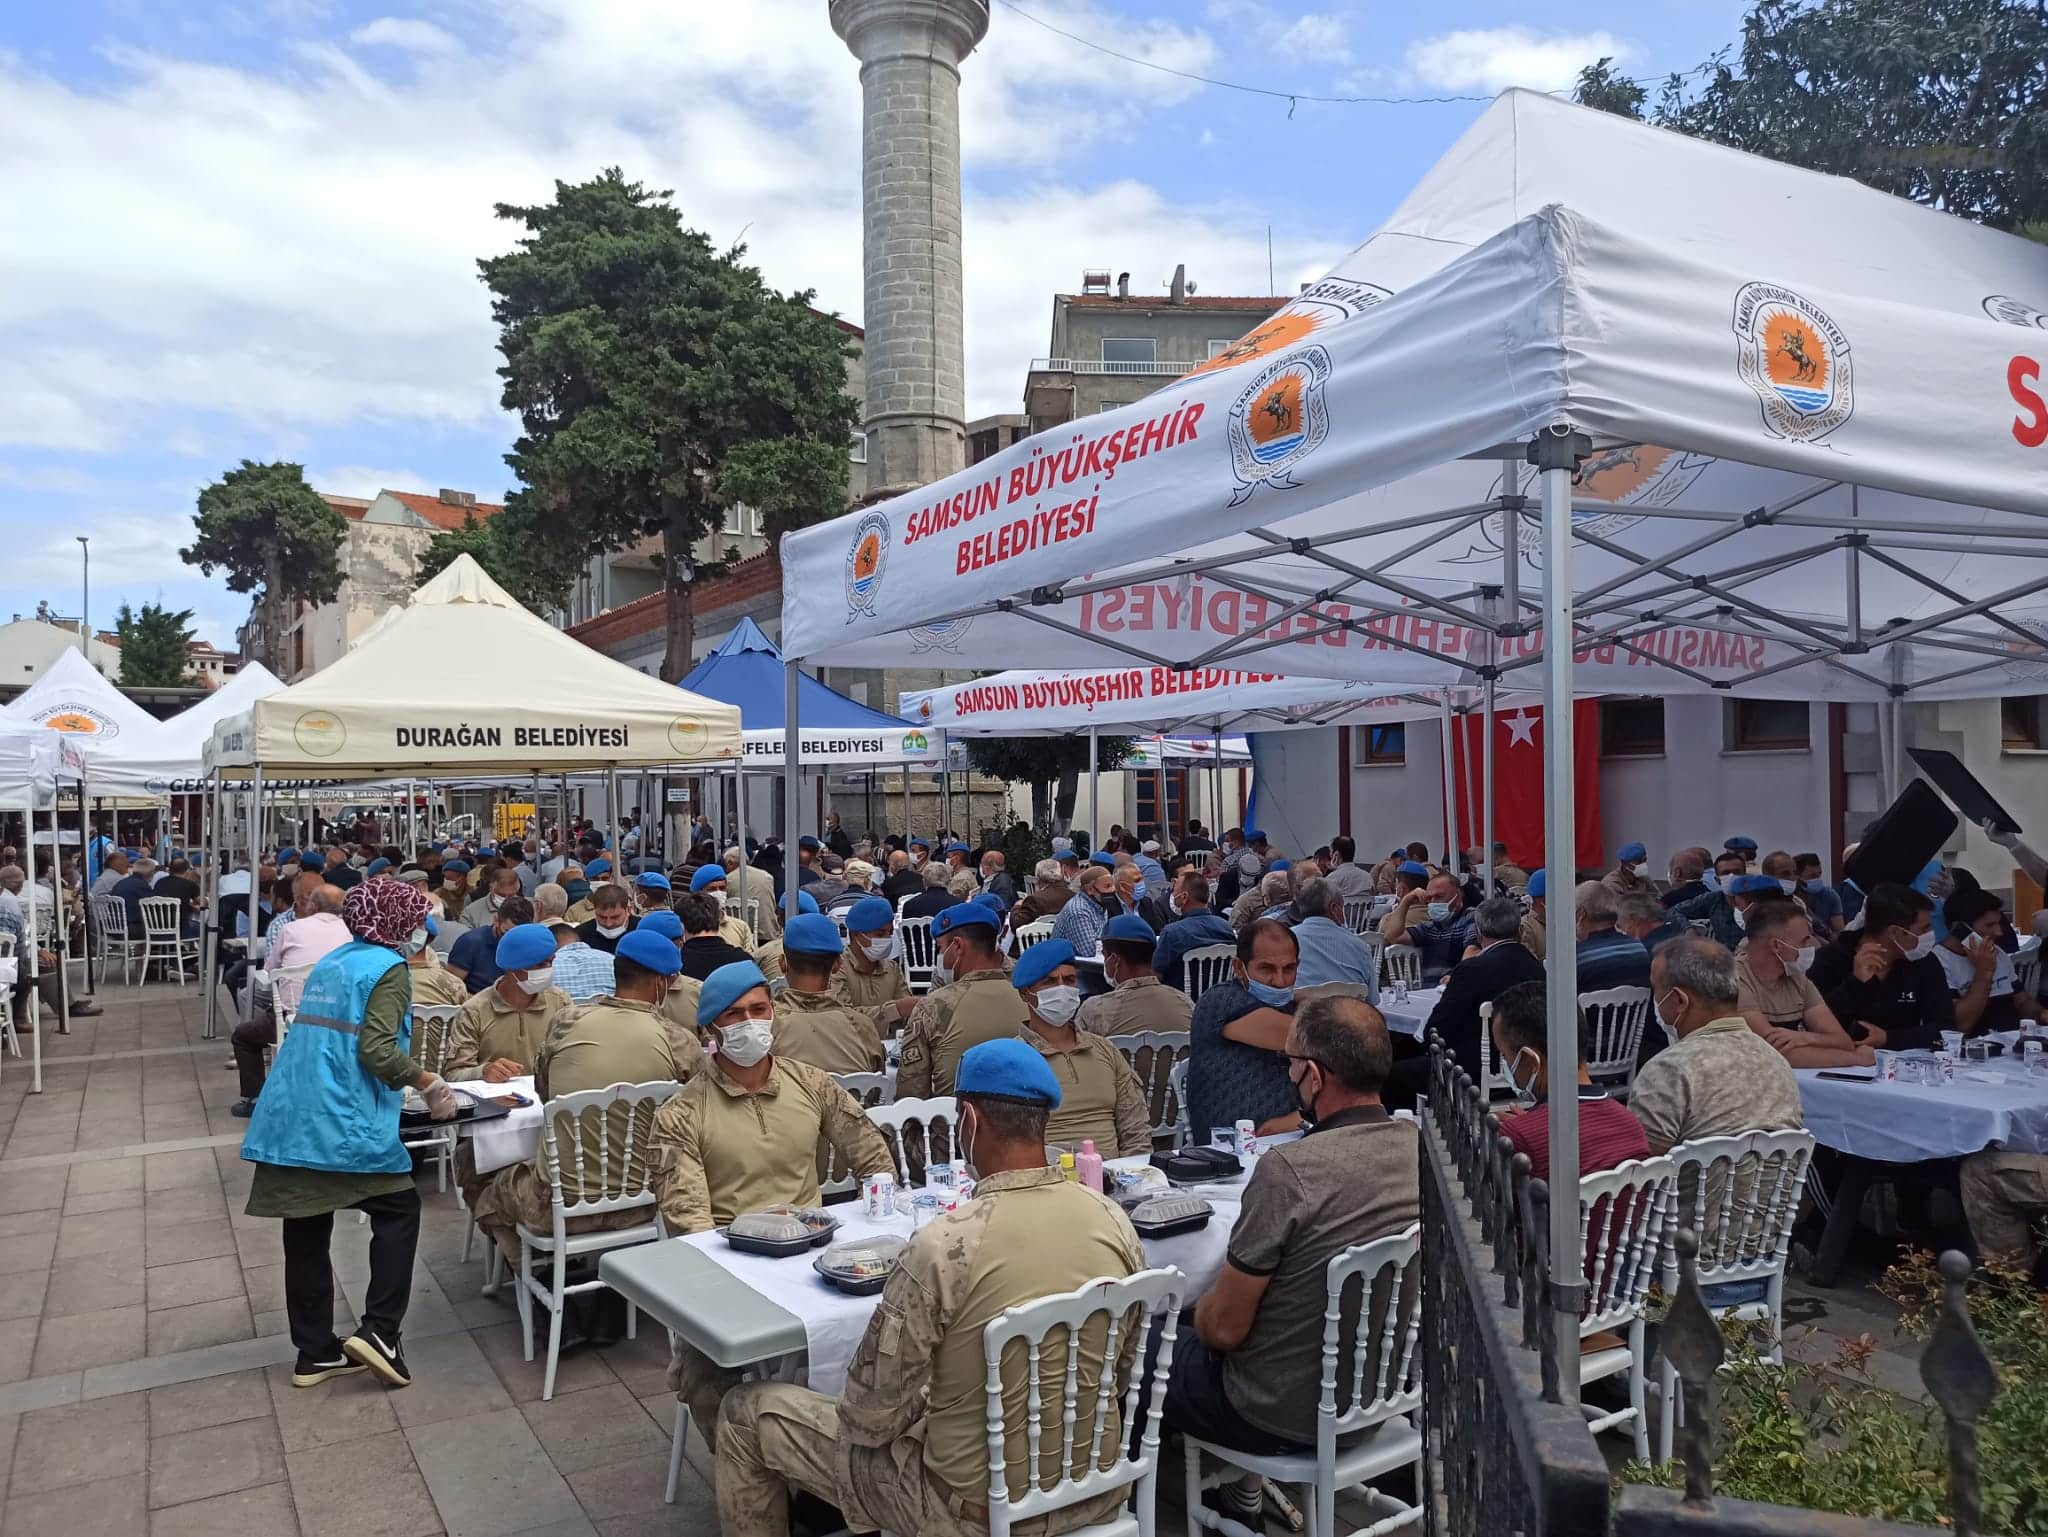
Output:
[1, 0, 1747, 648]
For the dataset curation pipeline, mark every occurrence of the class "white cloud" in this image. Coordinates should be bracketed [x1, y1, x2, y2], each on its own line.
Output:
[305, 465, 437, 499]
[1406, 26, 1631, 94]
[1271, 14, 1351, 65]
[349, 17, 459, 53]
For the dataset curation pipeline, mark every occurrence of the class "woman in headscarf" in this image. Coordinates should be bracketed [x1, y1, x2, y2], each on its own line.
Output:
[241, 876, 455, 1393]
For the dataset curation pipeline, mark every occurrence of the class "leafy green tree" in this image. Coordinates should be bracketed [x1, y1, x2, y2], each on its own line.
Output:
[113, 602, 197, 687]
[965, 735, 1137, 836]
[1575, 0, 2048, 231]
[181, 461, 346, 678]
[480, 169, 859, 678]
[416, 502, 573, 614]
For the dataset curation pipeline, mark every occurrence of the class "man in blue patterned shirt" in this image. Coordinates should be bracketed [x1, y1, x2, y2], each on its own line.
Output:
[1051, 862, 1120, 956]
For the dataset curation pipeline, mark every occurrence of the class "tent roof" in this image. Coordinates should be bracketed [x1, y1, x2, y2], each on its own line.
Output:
[3, 647, 166, 752]
[782, 90, 2048, 704]
[99, 662, 285, 794]
[680, 618, 939, 765]
[205, 556, 741, 778]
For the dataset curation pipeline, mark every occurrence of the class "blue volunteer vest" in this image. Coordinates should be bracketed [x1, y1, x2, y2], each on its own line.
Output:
[242, 940, 414, 1175]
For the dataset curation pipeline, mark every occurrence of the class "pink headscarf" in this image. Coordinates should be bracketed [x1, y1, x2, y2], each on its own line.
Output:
[343, 877, 430, 948]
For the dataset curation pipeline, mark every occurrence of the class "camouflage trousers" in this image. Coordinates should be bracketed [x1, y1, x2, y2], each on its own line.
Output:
[469, 1159, 653, 1265]
[669, 1341, 744, 1455]
[1960, 1149, 2048, 1268]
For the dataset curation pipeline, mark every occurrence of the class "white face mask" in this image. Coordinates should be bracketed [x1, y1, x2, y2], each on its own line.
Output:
[861, 937, 893, 963]
[718, 1017, 775, 1067]
[1896, 928, 1936, 962]
[398, 927, 429, 960]
[1505, 1046, 1539, 1109]
[1731, 905, 1748, 931]
[595, 921, 628, 938]
[515, 966, 554, 995]
[1777, 878, 1798, 895]
[1032, 985, 1082, 1027]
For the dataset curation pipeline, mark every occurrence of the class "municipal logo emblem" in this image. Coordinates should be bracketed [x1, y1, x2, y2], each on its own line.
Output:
[292, 711, 346, 758]
[908, 616, 970, 654]
[668, 718, 711, 757]
[845, 511, 889, 622]
[1733, 283, 1854, 443]
[900, 731, 930, 754]
[1188, 277, 1390, 380]
[1227, 347, 1332, 506]
[1448, 445, 1715, 568]
[1984, 294, 2048, 330]
[35, 706, 117, 738]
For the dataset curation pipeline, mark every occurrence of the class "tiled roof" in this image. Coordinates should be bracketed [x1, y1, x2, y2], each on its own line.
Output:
[1061, 294, 1289, 310]
[322, 493, 373, 521]
[568, 553, 783, 653]
[384, 490, 506, 531]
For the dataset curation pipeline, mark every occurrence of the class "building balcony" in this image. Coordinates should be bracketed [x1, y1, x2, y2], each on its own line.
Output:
[1027, 357, 1197, 378]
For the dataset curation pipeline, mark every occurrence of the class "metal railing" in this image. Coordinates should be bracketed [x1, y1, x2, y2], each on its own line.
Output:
[1027, 357, 1197, 377]
[1419, 1035, 1996, 1537]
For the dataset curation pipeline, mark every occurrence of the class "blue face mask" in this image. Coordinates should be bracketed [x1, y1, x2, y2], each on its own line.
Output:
[1803, 878, 1826, 893]
[1245, 978, 1293, 1008]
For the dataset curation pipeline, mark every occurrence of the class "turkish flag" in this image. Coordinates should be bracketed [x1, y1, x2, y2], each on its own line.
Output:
[1445, 700, 1602, 873]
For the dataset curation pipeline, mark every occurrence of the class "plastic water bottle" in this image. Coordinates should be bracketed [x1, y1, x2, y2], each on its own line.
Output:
[1075, 1139, 1105, 1193]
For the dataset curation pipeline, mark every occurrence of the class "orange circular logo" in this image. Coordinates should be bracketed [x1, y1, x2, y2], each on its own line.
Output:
[1186, 310, 1320, 379]
[1762, 312, 1828, 393]
[44, 712, 100, 735]
[1247, 374, 1306, 452]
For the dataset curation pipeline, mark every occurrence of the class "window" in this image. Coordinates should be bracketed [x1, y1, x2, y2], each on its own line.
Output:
[1727, 698, 1810, 751]
[849, 431, 868, 465]
[1599, 697, 1665, 758]
[1208, 339, 1232, 358]
[1098, 400, 1127, 413]
[1100, 337, 1157, 373]
[2002, 696, 2044, 749]
[721, 505, 757, 537]
[1357, 723, 1405, 765]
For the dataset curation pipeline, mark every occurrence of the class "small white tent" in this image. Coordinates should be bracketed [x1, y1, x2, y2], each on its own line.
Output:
[4, 647, 164, 754]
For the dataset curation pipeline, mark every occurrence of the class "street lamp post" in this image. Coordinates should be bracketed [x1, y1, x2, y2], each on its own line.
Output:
[76, 537, 89, 658]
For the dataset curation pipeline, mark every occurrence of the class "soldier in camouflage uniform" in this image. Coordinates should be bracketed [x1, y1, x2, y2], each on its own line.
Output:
[894, 905, 1028, 1099]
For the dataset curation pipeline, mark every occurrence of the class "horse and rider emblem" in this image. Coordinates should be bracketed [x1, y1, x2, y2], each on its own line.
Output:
[1733, 281, 1855, 444]
[1226, 346, 1332, 504]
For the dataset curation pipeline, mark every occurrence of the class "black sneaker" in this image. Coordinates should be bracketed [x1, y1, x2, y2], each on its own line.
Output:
[230, 1099, 258, 1118]
[341, 1328, 412, 1388]
[290, 1352, 367, 1388]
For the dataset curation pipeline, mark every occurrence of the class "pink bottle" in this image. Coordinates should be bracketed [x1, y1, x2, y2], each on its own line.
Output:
[1075, 1139, 1105, 1193]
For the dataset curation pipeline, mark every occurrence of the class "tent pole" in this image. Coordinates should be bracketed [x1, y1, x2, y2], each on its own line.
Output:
[1537, 428, 1585, 1401]
[201, 772, 220, 1042]
[734, 766, 749, 925]
[902, 759, 911, 846]
[246, 767, 264, 1044]
[607, 766, 620, 859]
[1154, 748, 1167, 848]
[23, 779, 39, 1092]
[783, 663, 801, 921]
[1438, 691, 1459, 870]
[1482, 662, 1497, 898]
[1087, 728, 1099, 848]
[1888, 644, 1908, 800]
[78, 769, 96, 1004]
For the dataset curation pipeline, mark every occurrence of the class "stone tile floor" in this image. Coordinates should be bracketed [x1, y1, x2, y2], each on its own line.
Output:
[0, 979, 1923, 1535]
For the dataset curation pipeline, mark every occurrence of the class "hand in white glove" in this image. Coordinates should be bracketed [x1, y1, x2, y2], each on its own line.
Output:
[416, 1070, 460, 1121]
[1982, 817, 2021, 851]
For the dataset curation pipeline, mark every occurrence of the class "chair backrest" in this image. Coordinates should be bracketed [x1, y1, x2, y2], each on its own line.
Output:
[538, 1080, 679, 1217]
[1382, 943, 1422, 989]
[897, 916, 937, 991]
[140, 896, 183, 938]
[1014, 920, 1054, 953]
[1341, 896, 1375, 934]
[91, 894, 129, 941]
[1167, 1058, 1191, 1146]
[1663, 1129, 1815, 1287]
[723, 895, 766, 942]
[269, 962, 318, 1033]
[823, 1071, 898, 1196]
[1106, 1030, 1190, 1143]
[867, 1095, 958, 1185]
[1317, 1224, 1425, 1460]
[409, 1004, 463, 1076]
[2016, 940, 2042, 999]
[1477, 1000, 1514, 1102]
[0, 931, 12, 959]
[1579, 986, 1654, 1090]
[1181, 943, 1235, 1005]
[979, 1266, 1187, 1537]
[1577, 1155, 1677, 1337]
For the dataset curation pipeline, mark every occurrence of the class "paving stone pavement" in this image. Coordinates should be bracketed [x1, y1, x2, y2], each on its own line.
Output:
[0, 981, 1924, 1536]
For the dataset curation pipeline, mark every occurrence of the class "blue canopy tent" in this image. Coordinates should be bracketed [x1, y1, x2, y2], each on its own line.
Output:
[679, 619, 944, 898]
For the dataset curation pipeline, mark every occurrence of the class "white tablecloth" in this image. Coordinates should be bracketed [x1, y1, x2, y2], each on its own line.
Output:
[1797, 1055, 2048, 1162]
[467, 1076, 544, 1173]
[1378, 985, 1441, 1039]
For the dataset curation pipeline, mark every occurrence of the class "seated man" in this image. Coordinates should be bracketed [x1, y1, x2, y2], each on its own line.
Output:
[687, 862, 760, 952]
[472, 930, 701, 1263]
[547, 917, 616, 1003]
[230, 879, 350, 1118]
[652, 961, 894, 1447]
[834, 895, 915, 1030]
[1289, 875, 1381, 993]
[1660, 849, 1710, 911]
[574, 883, 636, 954]
[1667, 854, 1758, 948]
[895, 904, 1030, 1098]
[1393, 895, 1544, 1108]
[1636, 936, 1804, 1157]
[1079, 913, 1195, 1037]
[1574, 881, 1652, 992]
[445, 895, 534, 993]
[404, 917, 469, 1008]
[1615, 888, 1688, 960]
[1380, 870, 1474, 984]
[772, 914, 885, 1075]
[435, 860, 474, 924]
[443, 923, 575, 1084]
[1601, 841, 1652, 898]
[1160, 994, 1418, 1511]
[1960, 1148, 2048, 1276]
[1012, 939, 1152, 1157]
[1791, 853, 1843, 935]
[1489, 980, 1649, 1184]
[1937, 889, 2047, 1034]
[1152, 869, 1235, 994]
[462, 863, 522, 929]
[631, 869, 674, 915]
[1734, 898, 1874, 1067]
[676, 891, 754, 981]
[110, 857, 159, 932]
[1187, 919, 1300, 1141]
[1804, 883, 1953, 1051]
[901, 859, 960, 920]
[1005, 858, 1075, 939]
[1051, 862, 1119, 954]
[715, 1039, 1144, 1537]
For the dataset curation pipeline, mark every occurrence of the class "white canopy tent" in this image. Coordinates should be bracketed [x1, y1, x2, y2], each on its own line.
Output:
[121, 661, 284, 797]
[780, 90, 2048, 1387]
[0, 718, 82, 1095]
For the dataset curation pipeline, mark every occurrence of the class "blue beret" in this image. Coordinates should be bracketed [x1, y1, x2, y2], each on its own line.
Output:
[796, 889, 821, 915]
[945, 841, 971, 854]
[444, 859, 470, 875]
[479, 845, 497, 857]
[585, 858, 611, 876]
[689, 865, 726, 893]
[1528, 869, 1547, 898]
[1271, 859, 1292, 872]
[366, 857, 391, 876]
[1089, 851, 1117, 869]
[956, 1039, 1063, 1106]
[798, 836, 821, 850]
[424, 915, 439, 938]
[1244, 828, 1267, 842]
[431, 841, 447, 852]
[784, 914, 844, 955]
[1724, 836, 1758, 853]
[1398, 860, 1430, 878]
[1013, 937, 1077, 990]
[1732, 873, 1781, 895]
[698, 960, 769, 1028]
[279, 847, 300, 862]
[616, 929, 682, 976]
[637, 909, 683, 941]
[932, 903, 997, 937]
[845, 895, 893, 933]
[1104, 914, 1154, 944]
[909, 837, 930, 850]
[1617, 842, 1646, 862]
[635, 871, 671, 890]
[495, 923, 556, 970]
[973, 891, 1007, 913]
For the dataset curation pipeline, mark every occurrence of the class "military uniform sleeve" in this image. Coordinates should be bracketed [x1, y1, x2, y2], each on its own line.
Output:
[819, 1075, 896, 1179]
[838, 1248, 945, 1455]
[649, 1093, 713, 1234]
[357, 967, 422, 1088]
[661, 1021, 705, 1082]
[443, 1000, 486, 1082]
[1110, 1048, 1155, 1156]
[895, 998, 939, 1100]
[533, 1004, 582, 1102]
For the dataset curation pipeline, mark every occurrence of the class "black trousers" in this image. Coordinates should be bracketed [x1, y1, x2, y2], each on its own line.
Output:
[279, 1188, 422, 1359]
[1133, 1319, 1308, 1462]
[232, 1016, 275, 1100]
